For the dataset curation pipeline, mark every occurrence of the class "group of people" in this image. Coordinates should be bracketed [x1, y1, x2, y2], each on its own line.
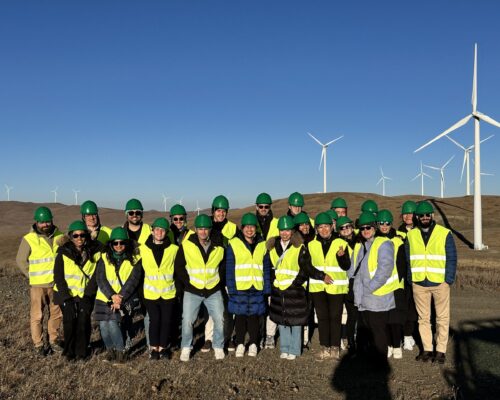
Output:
[16, 191, 456, 366]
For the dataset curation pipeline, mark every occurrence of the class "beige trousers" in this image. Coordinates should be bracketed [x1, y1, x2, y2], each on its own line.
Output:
[412, 283, 450, 353]
[30, 287, 62, 347]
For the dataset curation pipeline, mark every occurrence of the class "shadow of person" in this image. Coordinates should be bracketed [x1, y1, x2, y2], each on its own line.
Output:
[430, 199, 474, 249]
[332, 352, 392, 400]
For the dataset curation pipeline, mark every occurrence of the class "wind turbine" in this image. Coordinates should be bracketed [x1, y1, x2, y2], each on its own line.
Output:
[446, 134, 494, 195]
[178, 196, 184, 205]
[414, 44, 500, 250]
[162, 194, 170, 212]
[307, 132, 343, 193]
[4, 185, 13, 201]
[51, 187, 58, 203]
[196, 200, 201, 216]
[412, 162, 432, 196]
[377, 167, 392, 196]
[72, 189, 80, 205]
[424, 156, 455, 198]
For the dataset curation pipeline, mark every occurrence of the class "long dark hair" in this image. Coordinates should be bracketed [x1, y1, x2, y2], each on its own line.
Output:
[105, 239, 138, 266]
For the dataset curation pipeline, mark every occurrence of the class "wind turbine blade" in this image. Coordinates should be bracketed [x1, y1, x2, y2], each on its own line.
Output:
[443, 155, 455, 168]
[424, 164, 440, 171]
[482, 173, 494, 176]
[307, 132, 324, 146]
[423, 173, 433, 179]
[476, 112, 500, 128]
[414, 115, 472, 153]
[325, 135, 344, 147]
[411, 174, 421, 181]
[377, 177, 383, 185]
[460, 153, 466, 182]
[479, 134, 495, 145]
[445, 135, 466, 150]
[472, 43, 477, 113]
[385, 176, 392, 181]
[318, 149, 325, 170]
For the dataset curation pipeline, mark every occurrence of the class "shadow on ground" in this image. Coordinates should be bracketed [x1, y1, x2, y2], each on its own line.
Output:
[430, 199, 474, 249]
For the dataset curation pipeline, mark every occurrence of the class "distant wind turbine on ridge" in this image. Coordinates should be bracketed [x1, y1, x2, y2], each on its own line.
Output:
[424, 156, 454, 198]
[73, 189, 80, 206]
[4, 184, 13, 201]
[377, 167, 392, 196]
[196, 200, 201, 216]
[307, 132, 343, 193]
[412, 162, 432, 196]
[162, 194, 170, 212]
[414, 43, 500, 250]
[51, 187, 58, 203]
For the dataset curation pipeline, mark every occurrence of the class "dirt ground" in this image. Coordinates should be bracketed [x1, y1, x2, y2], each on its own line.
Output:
[0, 195, 499, 399]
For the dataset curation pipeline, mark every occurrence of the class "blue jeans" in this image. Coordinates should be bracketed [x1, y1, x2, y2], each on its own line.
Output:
[99, 320, 124, 351]
[181, 291, 224, 349]
[278, 325, 302, 356]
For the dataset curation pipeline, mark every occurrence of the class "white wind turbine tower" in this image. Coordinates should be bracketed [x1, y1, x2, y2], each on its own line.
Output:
[446, 134, 494, 195]
[377, 167, 392, 196]
[162, 194, 170, 212]
[196, 200, 201, 216]
[415, 44, 500, 250]
[424, 156, 455, 198]
[72, 189, 80, 205]
[4, 185, 13, 201]
[412, 162, 432, 196]
[307, 132, 344, 193]
[51, 187, 58, 203]
[178, 196, 184, 205]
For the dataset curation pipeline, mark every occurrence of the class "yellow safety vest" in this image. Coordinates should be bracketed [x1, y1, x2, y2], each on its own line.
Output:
[390, 236, 405, 289]
[24, 230, 64, 286]
[167, 229, 194, 245]
[137, 223, 151, 245]
[96, 226, 112, 245]
[257, 217, 280, 241]
[229, 237, 267, 291]
[54, 251, 101, 298]
[95, 256, 135, 302]
[407, 225, 449, 284]
[139, 244, 178, 300]
[396, 230, 407, 240]
[221, 221, 237, 246]
[308, 238, 349, 294]
[353, 237, 399, 296]
[183, 240, 224, 290]
[270, 244, 304, 290]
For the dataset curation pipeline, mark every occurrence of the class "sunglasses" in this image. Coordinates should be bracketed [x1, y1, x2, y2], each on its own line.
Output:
[359, 225, 373, 231]
[173, 216, 185, 222]
[339, 225, 352, 231]
[417, 213, 432, 218]
[127, 211, 143, 217]
[378, 222, 391, 226]
[71, 233, 86, 239]
[257, 205, 270, 209]
[112, 241, 126, 246]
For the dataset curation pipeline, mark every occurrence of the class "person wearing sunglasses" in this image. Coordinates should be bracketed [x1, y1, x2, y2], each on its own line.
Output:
[255, 192, 279, 241]
[375, 210, 407, 360]
[95, 227, 142, 363]
[349, 211, 399, 366]
[168, 204, 194, 245]
[16, 206, 64, 356]
[53, 220, 102, 361]
[124, 198, 150, 245]
[80, 200, 112, 245]
[405, 201, 456, 365]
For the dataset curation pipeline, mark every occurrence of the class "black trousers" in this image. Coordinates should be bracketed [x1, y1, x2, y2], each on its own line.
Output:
[311, 292, 344, 347]
[387, 324, 403, 348]
[345, 299, 359, 348]
[61, 302, 91, 359]
[359, 310, 389, 359]
[234, 315, 260, 346]
[144, 298, 175, 348]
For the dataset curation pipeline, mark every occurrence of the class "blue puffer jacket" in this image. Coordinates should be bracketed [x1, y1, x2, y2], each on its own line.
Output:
[226, 235, 271, 316]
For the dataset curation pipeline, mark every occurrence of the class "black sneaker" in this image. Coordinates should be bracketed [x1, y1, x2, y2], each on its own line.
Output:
[149, 350, 160, 361]
[159, 349, 170, 360]
[50, 340, 64, 353]
[433, 352, 446, 364]
[201, 340, 212, 353]
[35, 345, 47, 357]
[415, 351, 433, 362]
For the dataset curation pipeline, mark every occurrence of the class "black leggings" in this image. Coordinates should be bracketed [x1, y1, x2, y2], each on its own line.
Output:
[311, 292, 344, 347]
[61, 302, 92, 359]
[144, 298, 175, 348]
[359, 310, 389, 359]
[387, 324, 403, 348]
[234, 315, 260, 346]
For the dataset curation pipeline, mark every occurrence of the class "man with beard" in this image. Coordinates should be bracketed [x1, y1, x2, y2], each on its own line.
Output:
[255, 193, 279, 241]
[16, 206, 64, 356]
[80, 200, 112, 244]
[406, 201, 457, 364]
[124, 198, 150, 245]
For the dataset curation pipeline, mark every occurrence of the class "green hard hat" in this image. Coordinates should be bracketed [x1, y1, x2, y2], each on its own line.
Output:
[415, 201, 434, 215]
[68, 220, 87, 232]
[241, 213, 258, 226]
[315, 212, 333, 226]
[125, 198, 143, 211]
[170, 204, 187, 216]
[212, 195, 229, 210]
[152, 217, 169, 230]
[337, 216, 353, 227]
[288, 192, 304, 207]
[255, 192, 272, 205]
[326, 209, 339, 221]
[278, 215, 295, 230]
[377, 209, 393, 224]
[195, 214, 213, 228]
[401, 200, 418, 214]
[293, 212, 310, 225]
[110, 227, 129, 241]
[361, 199, 379, 214]
[80, 200, 98, 215]
[34, 206, 53, 222]
[358, 211, 377, 226]
[331, 197, 347, 209]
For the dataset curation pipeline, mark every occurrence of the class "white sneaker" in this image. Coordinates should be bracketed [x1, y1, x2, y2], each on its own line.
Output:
[235, 344, 245, 358]
[247, 344, 258, 357]
[280, 352, 289, 359]
[287, 354, 296, 360]
[340, 338, 348, 351]
[387, 346, 393, 358]
[180, 347, 190, 362]
[214, 348, 225, 360]
[403, 336, 414, 351]
[264, 335, 275, 349]
[393, 347, 403, 359]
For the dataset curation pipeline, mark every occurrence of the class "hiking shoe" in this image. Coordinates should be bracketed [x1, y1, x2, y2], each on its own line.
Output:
[235, 344, 245, 358]
[286, 354, 296, 360]
[35, 345, 47, 357]
[180, 347, 191, 362]
[433, 352, 446, 364]
[280, 353, 289, 359]
[201, 340, 212, 353]
[331, 346, 340, 361]
[149, 350, 160, 361]
[50, 340, 64, 353]
[264, 335, 275, 349]
[387, 346, 393, 358]
[415, 351, 433, 362]
[316, 346, 330, 361]
[393, 347, 403, 359]
[227, 340, 236, 352]
[403, 336, 414, 351]
[247, 344, 258, 357]
[159, 349, 170, 360]
[214, 348, 225, 360]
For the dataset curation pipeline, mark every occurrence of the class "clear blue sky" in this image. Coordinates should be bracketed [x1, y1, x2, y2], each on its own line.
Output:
[1, 0, 499, 210]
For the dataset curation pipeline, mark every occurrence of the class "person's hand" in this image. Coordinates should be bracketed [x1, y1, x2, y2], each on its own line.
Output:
[337, 246, 345, 257]
[324, 274, 334, 285]
[110, 303, 121, 311]
[112, 294, 123, 305]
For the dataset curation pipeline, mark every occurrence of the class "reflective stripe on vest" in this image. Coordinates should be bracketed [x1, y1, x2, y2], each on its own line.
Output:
[407, 225, 449, 283]
[229, 237, 267, 291]
[95, 256, 135, 302]
[269, 245, 304, 290]
[54, 252, 100, 298]
[308, 238, 349, 294]
[139, 244, 178, 300]
[24, 230, 63, 286]
[183, 240, 224, 290]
